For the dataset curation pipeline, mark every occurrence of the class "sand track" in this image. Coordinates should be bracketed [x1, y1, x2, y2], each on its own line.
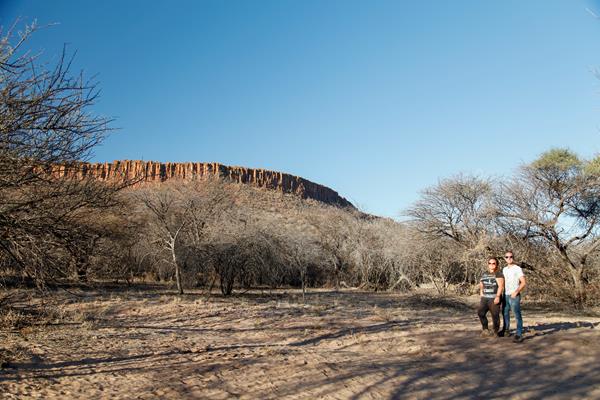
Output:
[1, 289, 599, 399]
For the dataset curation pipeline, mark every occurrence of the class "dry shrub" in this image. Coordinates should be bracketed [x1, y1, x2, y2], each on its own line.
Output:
[0, 307, 29, 330]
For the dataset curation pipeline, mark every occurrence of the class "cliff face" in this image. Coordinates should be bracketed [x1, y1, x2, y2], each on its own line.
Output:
[54, 160, 354, 208]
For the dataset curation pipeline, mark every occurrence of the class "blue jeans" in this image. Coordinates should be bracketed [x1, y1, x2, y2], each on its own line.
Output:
[503, 294, 523, 336]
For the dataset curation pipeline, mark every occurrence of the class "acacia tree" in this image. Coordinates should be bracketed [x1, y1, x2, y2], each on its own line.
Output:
[0, 22, 122, 285]
[306, 206, 359, 290]
[358, 218, 417, 291]
[493, 149, 600, 306]
[281, 232, 319, 300]
[137, 186, 189, 294]
[274, 204, 322, 301]
[405, 174, 494, 284]
[135, 179, 236, 294]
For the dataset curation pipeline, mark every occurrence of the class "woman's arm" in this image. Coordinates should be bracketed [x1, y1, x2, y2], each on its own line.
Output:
[495, 277, 504, 304]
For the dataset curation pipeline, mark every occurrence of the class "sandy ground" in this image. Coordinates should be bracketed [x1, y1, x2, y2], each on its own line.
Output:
[1, 287, 599, 399]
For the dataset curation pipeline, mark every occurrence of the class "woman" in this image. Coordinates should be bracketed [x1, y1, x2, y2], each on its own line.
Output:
[477, 257, 504, 337]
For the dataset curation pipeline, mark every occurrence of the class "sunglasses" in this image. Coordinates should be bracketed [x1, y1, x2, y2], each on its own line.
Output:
[504, 256, 513, 259]
[488, 262, 497, 265]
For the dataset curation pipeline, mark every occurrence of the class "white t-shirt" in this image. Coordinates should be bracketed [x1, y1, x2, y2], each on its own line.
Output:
[503, 265, 524, 295]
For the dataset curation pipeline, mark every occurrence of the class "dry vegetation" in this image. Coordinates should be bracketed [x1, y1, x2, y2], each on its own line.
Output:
[3, 20, 600, 399]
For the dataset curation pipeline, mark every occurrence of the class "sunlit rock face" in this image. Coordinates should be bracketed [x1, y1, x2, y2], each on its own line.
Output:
[53, 160, 354, 208]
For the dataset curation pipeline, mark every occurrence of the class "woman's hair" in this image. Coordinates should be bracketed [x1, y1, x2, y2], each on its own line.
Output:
[488, 257, 499, 270]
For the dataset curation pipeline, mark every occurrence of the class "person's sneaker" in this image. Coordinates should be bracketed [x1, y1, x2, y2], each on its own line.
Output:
[497, 330, 505, 337]
[513, 335, 523, 343]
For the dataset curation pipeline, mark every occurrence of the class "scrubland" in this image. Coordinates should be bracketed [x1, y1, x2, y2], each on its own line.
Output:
[3, 21, 600, 400]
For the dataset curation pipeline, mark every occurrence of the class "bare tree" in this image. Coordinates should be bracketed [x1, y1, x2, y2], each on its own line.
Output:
[358, 218, 417, 291]
[137, 185, 189, 294]
[275, 205, 322, 301]
[0, 21, 123, 286]
[134, 178, 237, 294]
[493, 149, 600, 306]
[405, 174, 494, 283]
[306, 206, 359, 290]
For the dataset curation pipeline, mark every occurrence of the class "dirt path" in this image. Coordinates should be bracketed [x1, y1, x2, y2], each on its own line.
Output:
[1, 289, 599, 399]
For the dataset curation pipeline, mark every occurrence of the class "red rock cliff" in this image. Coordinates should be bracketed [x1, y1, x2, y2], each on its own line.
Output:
[54, 160, 354, 208]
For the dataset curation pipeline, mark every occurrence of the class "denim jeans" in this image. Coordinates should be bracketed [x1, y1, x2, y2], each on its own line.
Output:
[503, 294, 523, 336]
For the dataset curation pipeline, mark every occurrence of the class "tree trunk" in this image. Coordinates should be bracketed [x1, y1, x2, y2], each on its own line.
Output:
[220, 271, 234, 296]
[171, 244, 183, 295]
[569, 266, 585, 308]
[76, 261, 88, 282]
[301, 267, 306, 303]
[558, 250, 586, 308]
[334, 258, 341, 291]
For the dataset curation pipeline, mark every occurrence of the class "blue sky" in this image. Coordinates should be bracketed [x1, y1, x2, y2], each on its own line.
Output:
[2, 0, 600, 218]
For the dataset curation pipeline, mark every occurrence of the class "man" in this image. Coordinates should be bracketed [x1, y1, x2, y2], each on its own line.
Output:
[501, 251, 526, 342]
[478, 257, 504, 337]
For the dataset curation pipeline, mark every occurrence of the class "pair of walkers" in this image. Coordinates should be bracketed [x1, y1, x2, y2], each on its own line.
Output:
[477, 251, 526, 343]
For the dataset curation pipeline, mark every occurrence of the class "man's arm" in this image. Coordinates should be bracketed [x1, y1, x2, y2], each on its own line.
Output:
[479, 281, 484, 297]
[511, 275, 526, 297]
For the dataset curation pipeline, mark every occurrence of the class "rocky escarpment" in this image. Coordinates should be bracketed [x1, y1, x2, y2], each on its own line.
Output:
[54, 160, 354, 208]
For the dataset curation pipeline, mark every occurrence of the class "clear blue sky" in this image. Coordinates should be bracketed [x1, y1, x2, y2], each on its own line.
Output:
[2, 0, 600, 218]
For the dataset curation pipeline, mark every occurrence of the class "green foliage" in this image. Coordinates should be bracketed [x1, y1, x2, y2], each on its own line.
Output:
[584, 155, 600, 178]
[531, 148, 582, 173]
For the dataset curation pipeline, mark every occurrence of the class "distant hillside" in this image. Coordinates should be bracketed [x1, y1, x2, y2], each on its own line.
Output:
[53, 160, 354, 208]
